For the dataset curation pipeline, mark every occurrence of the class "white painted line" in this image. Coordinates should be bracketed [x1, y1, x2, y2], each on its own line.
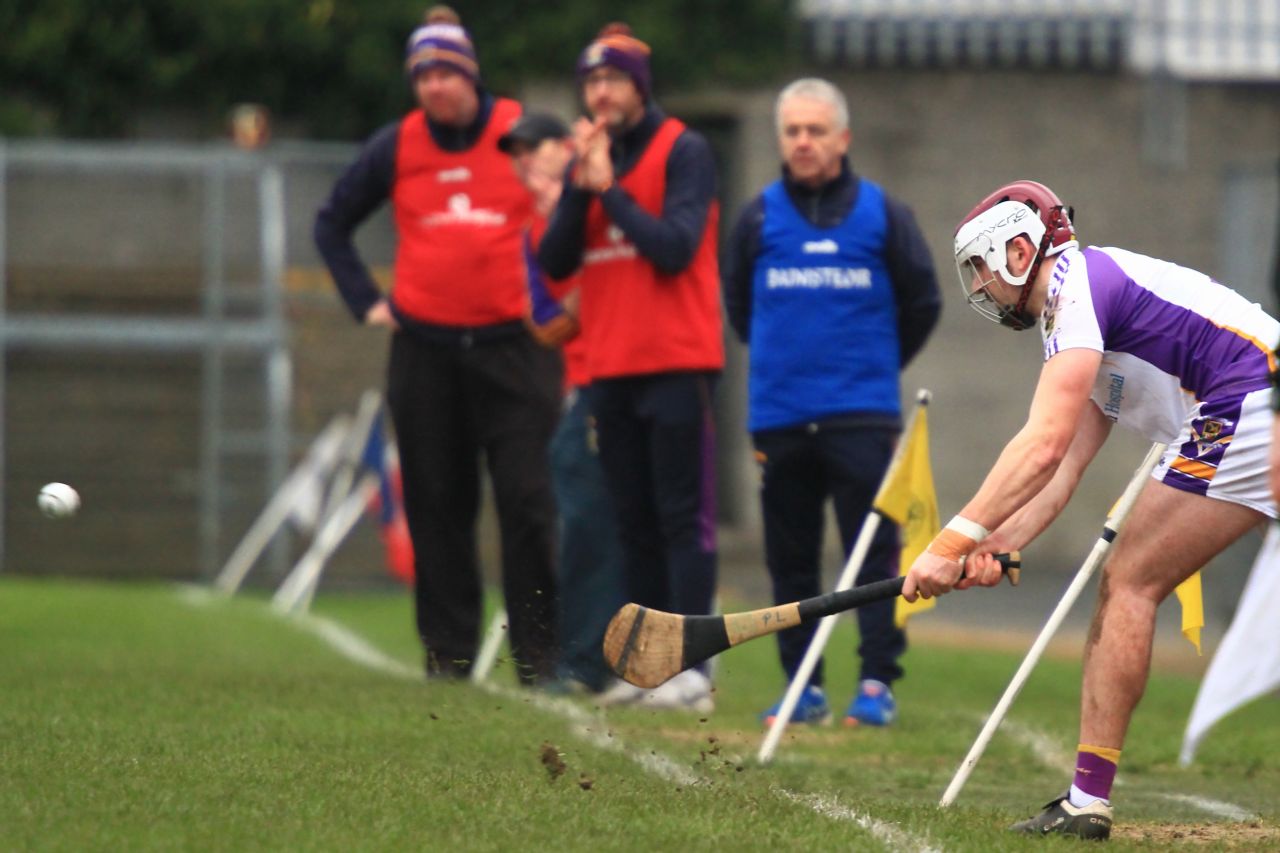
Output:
[295, 614, 943, 846]
[175, 582, 216, 606]
[177, 582, 420, 681]
[178, 586, 938, 850]
[994, 715, 1255, 821]
[1156, 793, 1257, 821]
[301, 615, 422, 681]
[999, 718, 1072, 770]
[507, 688, 702, 786]
[774, 789, 942, 853]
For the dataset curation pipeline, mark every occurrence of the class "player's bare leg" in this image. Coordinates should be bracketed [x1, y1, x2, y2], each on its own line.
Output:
[1013, 480, 1262, 838]
[1081, 481, 1261, 750]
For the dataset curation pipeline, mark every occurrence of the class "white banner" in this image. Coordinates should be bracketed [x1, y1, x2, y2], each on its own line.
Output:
[1180, 525, 1280, 765]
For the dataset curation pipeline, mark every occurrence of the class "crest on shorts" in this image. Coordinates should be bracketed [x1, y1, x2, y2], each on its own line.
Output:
[1189, 417, 1229, 456]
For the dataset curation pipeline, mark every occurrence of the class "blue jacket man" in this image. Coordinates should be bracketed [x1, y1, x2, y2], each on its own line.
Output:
[723, 78, 941, 727]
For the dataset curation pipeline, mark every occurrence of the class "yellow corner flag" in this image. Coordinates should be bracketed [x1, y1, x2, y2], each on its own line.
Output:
[874, 405, 941, 628]
[1174, 571, 1204, 655]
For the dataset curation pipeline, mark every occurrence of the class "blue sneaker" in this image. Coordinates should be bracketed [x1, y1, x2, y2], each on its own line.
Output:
[761, 684, 832, 726]
[844, 679, 896, 726]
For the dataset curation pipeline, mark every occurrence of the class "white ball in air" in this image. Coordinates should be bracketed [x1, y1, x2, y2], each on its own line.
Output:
[38, 483, 81, 519]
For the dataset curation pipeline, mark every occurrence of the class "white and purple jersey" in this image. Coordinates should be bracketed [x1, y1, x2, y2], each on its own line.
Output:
[1089, 352, 1193, 443]
[1042, 246, 1279, 518]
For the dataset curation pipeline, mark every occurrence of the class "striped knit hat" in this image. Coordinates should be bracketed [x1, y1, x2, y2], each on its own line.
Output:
[405, 5, 479, 82]
[576, 23, 652, 100]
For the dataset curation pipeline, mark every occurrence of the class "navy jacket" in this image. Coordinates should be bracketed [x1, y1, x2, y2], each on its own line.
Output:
[724, 159, 941, 372]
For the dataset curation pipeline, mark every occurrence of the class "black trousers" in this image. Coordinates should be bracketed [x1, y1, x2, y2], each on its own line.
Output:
[588, 372, 719, 619]
[753, 423, 905, 689]
[386, 330, 561, 683]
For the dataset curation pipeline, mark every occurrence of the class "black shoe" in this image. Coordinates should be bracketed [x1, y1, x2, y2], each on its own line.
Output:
[1010, 792, 1113, 840]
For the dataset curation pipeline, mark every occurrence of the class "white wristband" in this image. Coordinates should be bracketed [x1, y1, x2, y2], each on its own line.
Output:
[945, 515, 990, 542]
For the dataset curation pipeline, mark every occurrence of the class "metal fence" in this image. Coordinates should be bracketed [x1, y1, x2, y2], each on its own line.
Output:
[0, 140, 390, 580]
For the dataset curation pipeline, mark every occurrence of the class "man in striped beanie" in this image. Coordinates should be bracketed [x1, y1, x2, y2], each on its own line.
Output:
[539, 22, 725, 712]
[575, 24, 652, 123]
[315, 5, 562, 687]
[403, 5, 480, 128]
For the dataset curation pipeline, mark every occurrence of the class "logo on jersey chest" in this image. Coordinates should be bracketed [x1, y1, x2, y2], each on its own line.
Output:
[436, 167, 472, 183]
[420, 192, 507, 227]
[583, 223, 637, 264]
[802, 239, 839, 254]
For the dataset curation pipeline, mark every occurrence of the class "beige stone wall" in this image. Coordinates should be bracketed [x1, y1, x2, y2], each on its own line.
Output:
[5, 71, 1275, 596]
[669, 70, 1280, 581]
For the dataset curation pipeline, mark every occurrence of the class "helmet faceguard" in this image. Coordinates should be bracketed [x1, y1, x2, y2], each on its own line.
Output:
[953, 180, 1077, 331]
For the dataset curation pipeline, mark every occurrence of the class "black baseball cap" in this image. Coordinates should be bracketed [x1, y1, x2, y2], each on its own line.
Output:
[497, 112, 571, 153]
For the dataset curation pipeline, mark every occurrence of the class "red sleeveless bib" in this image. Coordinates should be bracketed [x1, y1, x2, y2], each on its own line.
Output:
[578, 118, 724, 379]
[391, 98, 531, 325]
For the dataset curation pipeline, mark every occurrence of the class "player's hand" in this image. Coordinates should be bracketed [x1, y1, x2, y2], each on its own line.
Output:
[364, 299, 399, 330]
[902, 550, 964, 602]
[956, 537, 1018, 590]
[956, 550, 1010, 590]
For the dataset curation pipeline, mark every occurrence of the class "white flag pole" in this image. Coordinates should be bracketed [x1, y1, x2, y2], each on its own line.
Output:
[214, 415, 351, 595]
[320, 390, 383, 523]
[757, 390, 931, 765]
[273, 471, 380, 614]
[471, 608, 510, 683]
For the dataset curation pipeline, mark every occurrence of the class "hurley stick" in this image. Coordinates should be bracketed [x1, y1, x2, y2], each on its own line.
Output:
[604, 553, 1020, 689]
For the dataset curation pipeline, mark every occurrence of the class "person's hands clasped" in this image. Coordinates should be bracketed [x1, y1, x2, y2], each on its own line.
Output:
[571, 116, 614, 193]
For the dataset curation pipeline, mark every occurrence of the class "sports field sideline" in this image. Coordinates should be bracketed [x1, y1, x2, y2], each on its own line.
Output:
[3, 576, 1277, 851]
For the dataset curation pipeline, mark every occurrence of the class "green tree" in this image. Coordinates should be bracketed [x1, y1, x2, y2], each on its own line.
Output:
[1, 0, 795, 139]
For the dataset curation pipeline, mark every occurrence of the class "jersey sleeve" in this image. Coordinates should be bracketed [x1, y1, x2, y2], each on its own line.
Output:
[1041, 250, 1104, 361]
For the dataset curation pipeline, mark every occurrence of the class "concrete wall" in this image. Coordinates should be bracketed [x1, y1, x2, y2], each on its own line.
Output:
[666, 69, 1280, 597]
[4, 69, 1276, 606]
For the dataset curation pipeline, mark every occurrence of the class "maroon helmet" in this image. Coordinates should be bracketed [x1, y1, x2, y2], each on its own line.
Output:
[953, 180, 1077, 330]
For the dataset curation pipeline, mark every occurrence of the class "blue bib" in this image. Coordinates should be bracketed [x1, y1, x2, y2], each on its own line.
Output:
[748, 178, 901, 431]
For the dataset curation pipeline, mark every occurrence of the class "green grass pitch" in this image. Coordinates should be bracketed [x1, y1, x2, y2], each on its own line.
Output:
[2, 576, 1277, 850]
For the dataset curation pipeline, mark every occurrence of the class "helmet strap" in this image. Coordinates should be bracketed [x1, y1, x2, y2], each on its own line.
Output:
[999, 206, 1064, 331]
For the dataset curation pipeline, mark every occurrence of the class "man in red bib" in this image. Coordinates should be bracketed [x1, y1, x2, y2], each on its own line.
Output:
[315, 5, 560, 685]
[538, 23, 724, 711]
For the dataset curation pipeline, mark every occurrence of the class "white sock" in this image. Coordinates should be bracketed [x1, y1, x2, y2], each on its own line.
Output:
[1068, 784, 1108, 809]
